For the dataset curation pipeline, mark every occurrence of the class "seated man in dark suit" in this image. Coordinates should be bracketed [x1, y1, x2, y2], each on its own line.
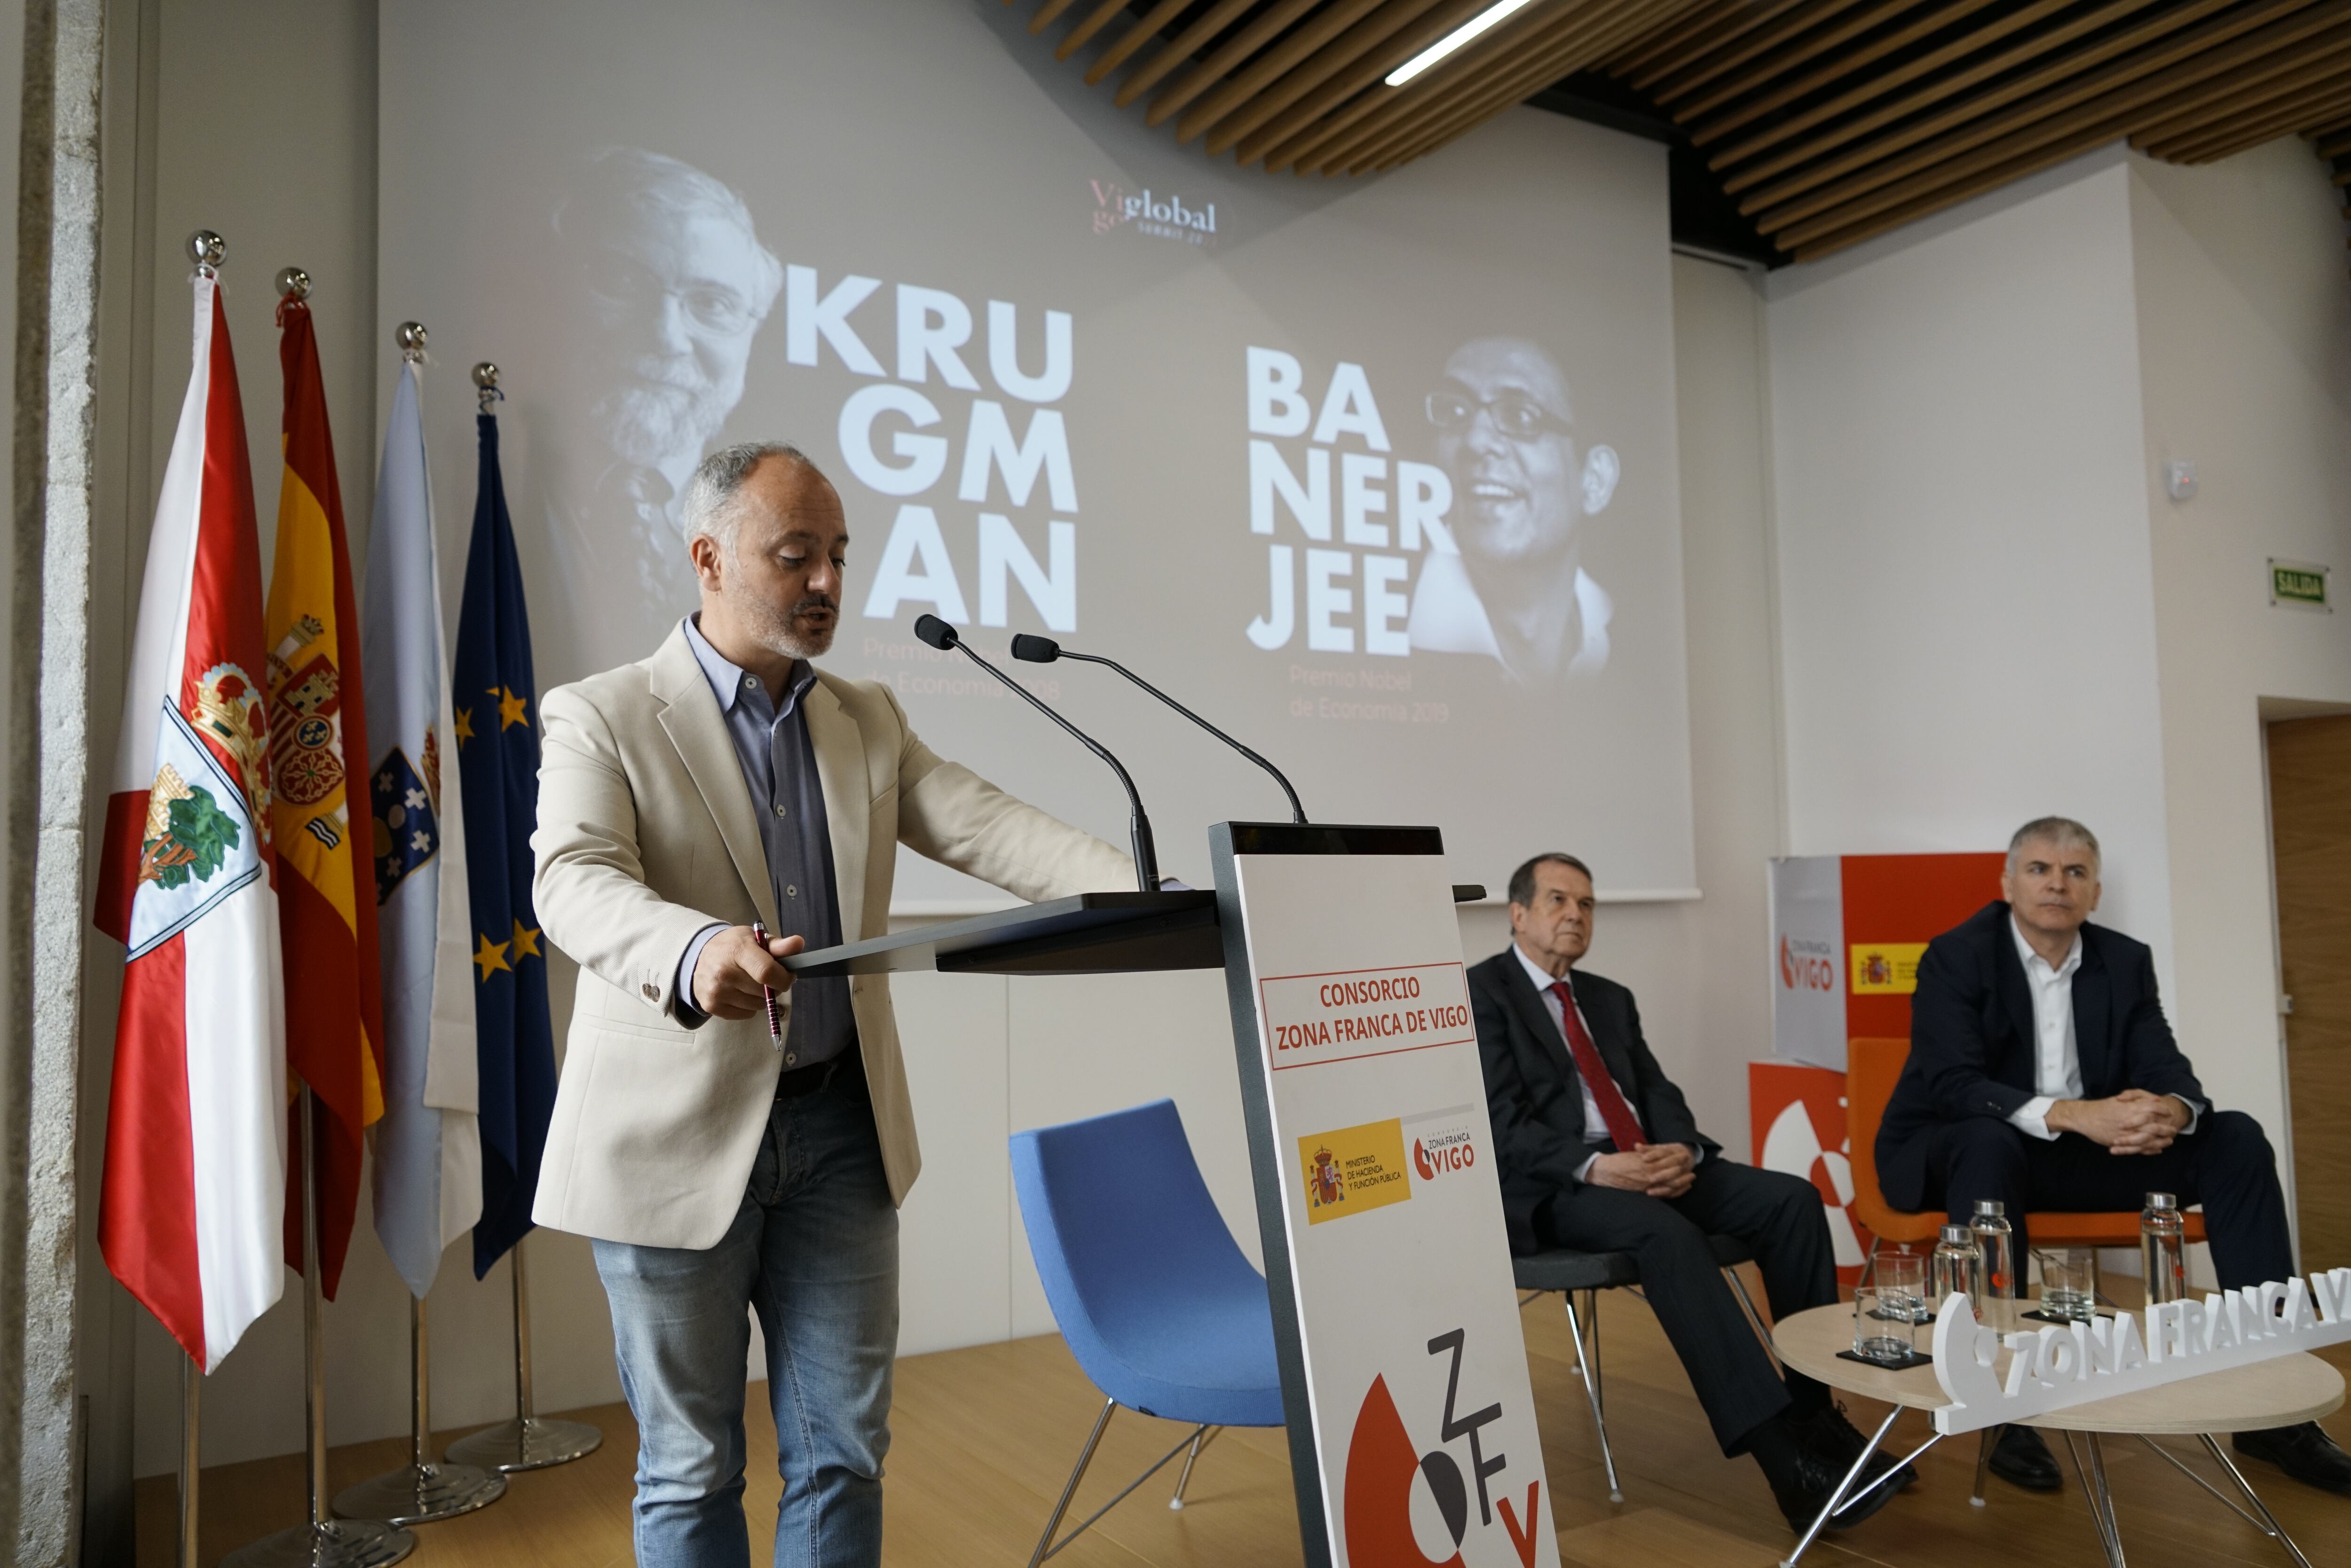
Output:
[1473, 853, 1907, 1535]
[1879, 815, 2350, 1497]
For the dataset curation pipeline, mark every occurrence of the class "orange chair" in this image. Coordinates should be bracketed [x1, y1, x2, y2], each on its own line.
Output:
[1846, 1037, 2206, 1282]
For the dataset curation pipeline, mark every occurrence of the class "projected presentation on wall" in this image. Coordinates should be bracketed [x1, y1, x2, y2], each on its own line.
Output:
[380, 0, 1696, 904]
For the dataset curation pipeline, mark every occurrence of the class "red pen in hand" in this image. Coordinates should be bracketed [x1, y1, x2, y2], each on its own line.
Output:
[751, 920, 783, 1049]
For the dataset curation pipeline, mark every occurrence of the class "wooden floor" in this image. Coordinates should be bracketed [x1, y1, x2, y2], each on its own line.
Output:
[140, 1272, 2351, 1567]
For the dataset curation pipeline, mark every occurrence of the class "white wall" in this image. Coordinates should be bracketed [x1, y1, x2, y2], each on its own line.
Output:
[2130, 140, 2351, 1176]
[1765, 151, 2177, 977]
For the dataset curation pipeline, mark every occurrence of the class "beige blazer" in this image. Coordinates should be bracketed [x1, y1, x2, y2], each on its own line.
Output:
[529, 625, 1134, 1249]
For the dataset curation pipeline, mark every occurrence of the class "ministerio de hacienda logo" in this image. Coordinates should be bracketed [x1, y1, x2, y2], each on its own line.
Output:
[1089, 177, 1220, 247]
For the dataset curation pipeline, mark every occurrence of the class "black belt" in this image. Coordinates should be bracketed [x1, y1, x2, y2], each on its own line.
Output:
[774, 1049, 862, 1101]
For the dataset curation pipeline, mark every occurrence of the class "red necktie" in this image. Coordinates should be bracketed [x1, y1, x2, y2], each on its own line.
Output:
[1550, 980, 1645, 1150]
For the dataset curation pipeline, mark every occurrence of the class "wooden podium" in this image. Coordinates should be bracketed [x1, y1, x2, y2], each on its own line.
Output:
[784, 824, 1551, 1568]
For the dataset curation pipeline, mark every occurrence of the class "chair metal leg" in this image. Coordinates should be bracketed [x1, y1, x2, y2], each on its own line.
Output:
[1583, 1290, 1605, 1414]
[1972, 1426, 1996, 1507]
[1724, 1265, 1782, 1372]
[2197, 1435, 2316, 1568]
[1030, 1399, 1115, 1568]
[1169, 1426, 1220, 1509]
[1561, 1291, 1623, 1504]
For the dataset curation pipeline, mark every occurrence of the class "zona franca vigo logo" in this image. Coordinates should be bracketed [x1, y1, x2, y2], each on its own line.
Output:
[1343, 1330, 1542, 1568]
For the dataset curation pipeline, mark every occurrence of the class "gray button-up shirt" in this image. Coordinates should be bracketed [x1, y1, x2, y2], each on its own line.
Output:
[671, 615, 854, 1068]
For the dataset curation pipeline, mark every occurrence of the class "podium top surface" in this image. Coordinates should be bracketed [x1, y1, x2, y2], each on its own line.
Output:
[781, 890, 1222, 978]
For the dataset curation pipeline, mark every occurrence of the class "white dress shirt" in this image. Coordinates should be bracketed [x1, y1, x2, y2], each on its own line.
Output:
[1512, 945, 1699, 1181]
[2007, 917, 2197, 1141]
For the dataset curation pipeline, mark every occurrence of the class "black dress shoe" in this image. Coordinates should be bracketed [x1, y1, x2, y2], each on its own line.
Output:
[1793, 1403, 1917, 1491]
[1988, 1425, 2063, 1492]
[2233, 1423, 2351, 1494]
[1769, 1443, 1905, 1536]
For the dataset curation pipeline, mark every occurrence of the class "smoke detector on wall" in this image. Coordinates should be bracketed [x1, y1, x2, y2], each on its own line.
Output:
[2164, 459, 2199, 502]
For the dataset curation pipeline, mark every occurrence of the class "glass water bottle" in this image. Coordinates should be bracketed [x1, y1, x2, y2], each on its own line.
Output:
[1931, 1223, 1983, 1315]
[1970, 1199, 2019, 1331]
[2141, 1191, 2187, 1306]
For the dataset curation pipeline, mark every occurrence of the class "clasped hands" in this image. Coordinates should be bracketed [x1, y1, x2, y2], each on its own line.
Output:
[690, 924, 805, 1020]
[2049, 1088, 2190, 1155]
[1587, 1141, 1698, 1199]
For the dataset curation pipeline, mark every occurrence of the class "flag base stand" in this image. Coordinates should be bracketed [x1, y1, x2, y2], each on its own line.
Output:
[225, 1091, 417, 1568]
[334, 1297, 506, 1525]
[444, 1237, 602, 1472]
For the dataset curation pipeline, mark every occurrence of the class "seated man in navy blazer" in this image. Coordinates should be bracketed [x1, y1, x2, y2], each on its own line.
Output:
[1473, 853, 1906, 1535]
[1879, 815, 2349, 1497]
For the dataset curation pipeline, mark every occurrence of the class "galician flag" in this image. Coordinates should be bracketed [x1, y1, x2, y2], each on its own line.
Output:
[264, 294, 387, 1300]
[94, 268, 287, 1370]
[453, 408, 558, 1276]
[363, 355, 483, 1299]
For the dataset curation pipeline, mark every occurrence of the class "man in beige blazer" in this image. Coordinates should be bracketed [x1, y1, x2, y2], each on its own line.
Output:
[531, 441, 1131, 1568]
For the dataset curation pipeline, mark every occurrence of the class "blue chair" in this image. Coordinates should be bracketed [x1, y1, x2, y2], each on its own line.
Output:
[1011, 1099, 1285, 1567]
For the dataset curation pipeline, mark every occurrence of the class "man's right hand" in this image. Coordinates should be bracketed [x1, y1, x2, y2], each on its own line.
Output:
[1587, 1143, 1695, 1198]
[2048, 1090, 2185, 1154]
[690, 926, 804, 1020]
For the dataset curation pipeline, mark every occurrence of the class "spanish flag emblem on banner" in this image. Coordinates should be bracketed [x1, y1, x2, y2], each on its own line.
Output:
[264, 292, 386, 1299]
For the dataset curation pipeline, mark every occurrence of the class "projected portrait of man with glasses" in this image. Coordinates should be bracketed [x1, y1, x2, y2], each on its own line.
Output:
[1407, 336, 1621, 684]
[546, 148, 784, 630]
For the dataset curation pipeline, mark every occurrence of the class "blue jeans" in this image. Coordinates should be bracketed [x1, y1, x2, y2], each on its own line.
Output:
[593, 1074, 899, 1568]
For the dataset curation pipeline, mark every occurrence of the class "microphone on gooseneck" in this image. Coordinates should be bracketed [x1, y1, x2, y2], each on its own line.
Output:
[1010, 634, 1307, 825]
[911, 615, 1160, 893]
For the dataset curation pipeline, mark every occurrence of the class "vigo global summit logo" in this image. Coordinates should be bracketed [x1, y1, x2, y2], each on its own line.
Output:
[1089, 178, 1220, 248]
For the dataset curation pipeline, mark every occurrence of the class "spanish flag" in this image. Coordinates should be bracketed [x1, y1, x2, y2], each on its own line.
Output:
[263, 291, 385, 1299]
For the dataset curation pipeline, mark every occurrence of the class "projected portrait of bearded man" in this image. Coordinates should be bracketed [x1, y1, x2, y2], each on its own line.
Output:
[1406, 337, 1620, 684]
[544, 148, 783, 636]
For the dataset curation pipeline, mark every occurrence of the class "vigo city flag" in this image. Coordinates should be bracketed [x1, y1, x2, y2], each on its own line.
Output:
[94, 270, 287, 1370]
[454, 410, 557, 1276]
[265, 294, 386, 1300]
[364, 357, 483, 1298]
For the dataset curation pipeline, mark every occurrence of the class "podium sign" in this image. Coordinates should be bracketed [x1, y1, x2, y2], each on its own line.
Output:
[1212, 824, 1559, 1568]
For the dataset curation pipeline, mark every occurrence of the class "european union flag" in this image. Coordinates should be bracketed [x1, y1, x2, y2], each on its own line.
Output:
[452, 410, 555, 1278]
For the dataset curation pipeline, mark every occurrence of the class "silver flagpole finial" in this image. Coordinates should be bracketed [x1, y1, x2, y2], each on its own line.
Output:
[395, 322, 428, 363]
[186, 230, 224, 277]
[472, 361, 503, 413]
[275, 267, 311, 301]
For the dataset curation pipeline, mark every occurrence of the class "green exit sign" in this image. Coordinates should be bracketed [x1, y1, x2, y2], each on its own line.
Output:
[2271, 560, 2329, 611]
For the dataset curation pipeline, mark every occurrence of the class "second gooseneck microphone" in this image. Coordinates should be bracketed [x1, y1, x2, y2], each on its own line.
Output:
[911, 615, 1160, 892]
[1010, 634, 1307, 825]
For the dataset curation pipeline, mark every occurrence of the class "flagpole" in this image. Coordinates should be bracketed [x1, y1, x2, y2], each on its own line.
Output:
[180, 1358, 200, 1568]
[222, 1090, 417, 1567]
[333, 1294, 506, 1524]
[444, 1235, 602, 1471]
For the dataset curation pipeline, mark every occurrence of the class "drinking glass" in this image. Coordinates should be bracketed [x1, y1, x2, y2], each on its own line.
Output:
[2037, 1248, 2097, 1322]
[1877, 1249, 1927, 1324]
[1852, 1287, 1915, 1364]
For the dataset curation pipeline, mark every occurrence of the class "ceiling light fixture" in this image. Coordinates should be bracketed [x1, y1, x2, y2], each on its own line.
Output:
[1385, 0, 1542, 87]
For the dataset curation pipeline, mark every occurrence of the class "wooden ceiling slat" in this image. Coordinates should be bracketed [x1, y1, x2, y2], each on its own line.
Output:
[1250, 0, 1526, 170]
[1366, 0, 1700, 168]
[1345, 0, 1687, 171]
[1274, 0, 1613, 173]
[1775, 19, 2341, 247]
[1027, 0, 1084, 35]
[1705, 0, 2093, 170]
[1150, 0, 1327, 126]
[1606, 0, 1755, 79]
[1208, 0, 1466, 158]
[2128, 26, 2351, 148]
[2146, 51, 2351, 158]
[1116, 0, 1262, 106]
[1625, 0, 1835, 94]
[1084, 0, 1194, 83]
[1176, 0, 1392, 142]
[1739, 0, 2305, 222]
[2169, 86, 2351, 162]
[1676, 0, 1957, 121]
[1652, 0, 1889, 107]
[1689, 0, 2006, 140]
[1053, 0, 1134, 60]
[2317, 126, 2351, 156]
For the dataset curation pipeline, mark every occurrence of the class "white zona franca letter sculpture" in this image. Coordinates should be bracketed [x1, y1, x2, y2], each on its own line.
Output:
[1929, 1268, 2351, 1434]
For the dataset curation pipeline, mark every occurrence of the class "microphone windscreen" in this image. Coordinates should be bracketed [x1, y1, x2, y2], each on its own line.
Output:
[1009, 634, 1060, 663]
[912, 614, 958, 650]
